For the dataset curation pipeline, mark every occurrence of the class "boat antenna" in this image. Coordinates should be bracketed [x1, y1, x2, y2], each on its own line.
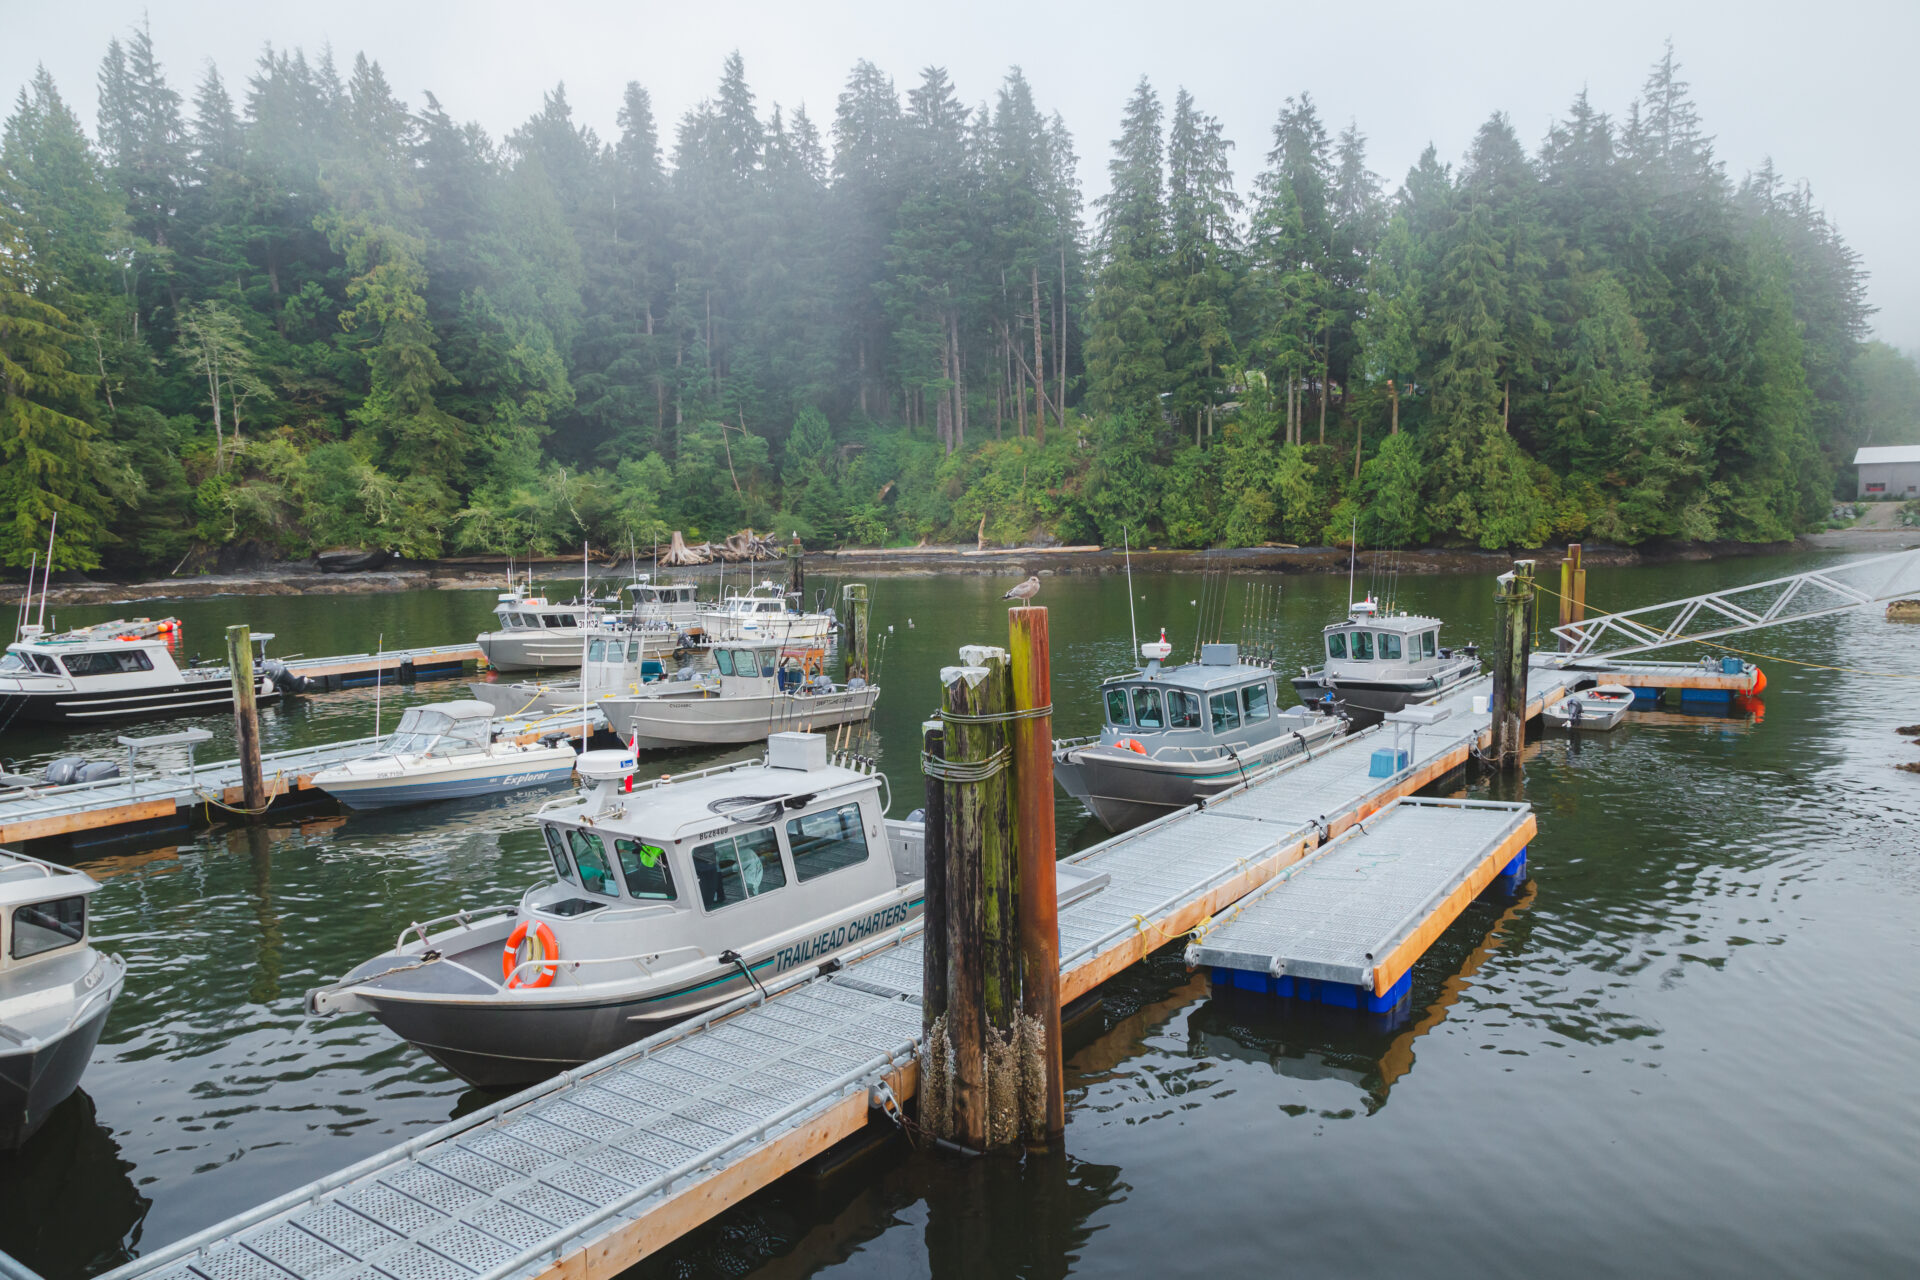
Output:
[1123, 525, 1139, 658]
[1346, 515, 1357, 610]
[581, 540, 591, 747]
[37, 512, 57, 632]
[15, 552, 34, 643]
[373, 633, 384, 742]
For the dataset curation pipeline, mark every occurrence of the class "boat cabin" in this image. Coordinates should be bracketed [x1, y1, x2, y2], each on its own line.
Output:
[708, 644, 836, 693]
[493, 594, 587, 631]
[381, 701, 498, 757]
[521, 738, 916, 975]
[0, 851, 103, 980]
[1098, 643, 1283, 746]
[1317, 600, 1448, 678]
[710, 582, 800, 620]
[622, 577, 703, 627]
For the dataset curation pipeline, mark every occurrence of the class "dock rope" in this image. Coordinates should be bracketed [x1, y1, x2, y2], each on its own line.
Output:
[921, 746, 1010, 783]
[933, 703, 1053, 724]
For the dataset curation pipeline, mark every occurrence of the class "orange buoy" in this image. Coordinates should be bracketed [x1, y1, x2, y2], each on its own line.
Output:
[1116, 738, 1147, 755]
[502, 919, 559, 989]
[1749, 666, 1767, 694]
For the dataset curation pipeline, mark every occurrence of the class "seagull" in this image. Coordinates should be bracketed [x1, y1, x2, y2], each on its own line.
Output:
[1003, 576, 1042, 602]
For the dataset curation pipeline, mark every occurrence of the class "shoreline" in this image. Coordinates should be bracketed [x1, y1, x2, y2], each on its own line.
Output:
[10, 535, 1878, 609]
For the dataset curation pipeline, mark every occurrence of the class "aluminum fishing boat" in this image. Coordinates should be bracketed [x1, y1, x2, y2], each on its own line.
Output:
[307, 700, 578, 809]
[307, 736, 924, 1086]
[1542, 683, 1634, 731]
[599, 643, 878, 751]
[1054, 637, 1343, 833]
[697, 581, 834, 643]
[467, 628, 677, 719]
[1291, 598, 1480, 727]
[1, 849, 124, 1148]
[621, 575, 706, 630]
[0, 623, 281, 725]
[474, 584, 604, 672]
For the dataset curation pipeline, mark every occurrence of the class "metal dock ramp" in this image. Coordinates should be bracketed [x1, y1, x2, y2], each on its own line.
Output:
[1186, 796, 1535, 1010]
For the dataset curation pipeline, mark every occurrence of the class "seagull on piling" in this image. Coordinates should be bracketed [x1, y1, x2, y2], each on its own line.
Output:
[1003, 576, 1042, 602]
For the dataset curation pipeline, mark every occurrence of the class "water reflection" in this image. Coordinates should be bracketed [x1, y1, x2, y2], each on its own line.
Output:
[0, 1090, 149, 1278]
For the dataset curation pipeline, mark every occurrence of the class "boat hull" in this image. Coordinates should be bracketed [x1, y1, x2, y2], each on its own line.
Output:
[0, 967, 121, 1150]
[1054, 720, 1342, 833]
[1290, 662, 1479, 728]
[0, 677, 279, 725]
[476, 631, 588, 672]
[349, 897, 923, 1088]
[602, 687, 880, 750]
[314, 759, 577, 810]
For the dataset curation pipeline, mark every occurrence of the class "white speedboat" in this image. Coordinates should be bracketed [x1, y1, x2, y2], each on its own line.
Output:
[697, 581, 834, 643]
[0, 622, 282, 724]
[599, 643, 878, 750]
[307, 736, 923, 1086]
[308, 700, 578, 809]
[1, 849, 125, 1148]
[1542, 683, 1634, 731]
[474, 582, 603, 672]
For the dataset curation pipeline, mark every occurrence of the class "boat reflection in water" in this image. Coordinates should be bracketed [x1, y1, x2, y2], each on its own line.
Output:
[0, 1087, 150, 1278]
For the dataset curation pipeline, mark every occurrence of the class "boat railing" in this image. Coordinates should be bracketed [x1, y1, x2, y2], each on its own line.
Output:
[398, 904, 518, 951]
[504, 943, 707, 989]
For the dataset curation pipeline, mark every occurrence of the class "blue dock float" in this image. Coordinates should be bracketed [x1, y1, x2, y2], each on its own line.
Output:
[1185, 797, 1536, 1024]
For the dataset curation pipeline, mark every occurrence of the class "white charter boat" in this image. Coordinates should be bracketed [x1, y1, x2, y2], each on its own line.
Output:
[307, 700, 578, 809]
[697, 581, 834, 643]
[0, 622, 282, 725]
[474, 582, 605, 672]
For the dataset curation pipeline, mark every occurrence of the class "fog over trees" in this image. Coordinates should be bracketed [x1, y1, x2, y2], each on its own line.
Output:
[2, 25, 1912, 570]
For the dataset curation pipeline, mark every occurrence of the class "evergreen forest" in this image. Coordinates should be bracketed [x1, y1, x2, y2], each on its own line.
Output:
[3, 26, 1918, 573]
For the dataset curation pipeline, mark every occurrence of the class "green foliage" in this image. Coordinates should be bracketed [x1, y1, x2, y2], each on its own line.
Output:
[0, 34, 1881, 572]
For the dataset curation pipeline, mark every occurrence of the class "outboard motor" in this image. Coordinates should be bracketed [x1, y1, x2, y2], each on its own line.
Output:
[263, 658, 307, 696]
[73, 760, 121, 783]
[44, 757, 87, 785]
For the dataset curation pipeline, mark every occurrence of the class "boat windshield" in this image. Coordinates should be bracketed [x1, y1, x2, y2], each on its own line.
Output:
[1378, 633, 1402, 660]
[385, 706, 492, 755]
[1327, 633, 1346, 660]
[0, 651, 29, 673]
[1105, 687, 1131, 726]
[1349, 632, 1374, 661]
[1167, 690, 1202, 728]
[1131, 687, 1164, 729]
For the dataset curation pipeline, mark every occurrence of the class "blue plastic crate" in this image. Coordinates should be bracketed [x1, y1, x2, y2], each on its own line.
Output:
[1369, 747, 1410, 778]
[1494, 846, 1529, 894]
[1720, 655, 1743, 675]
[1629, 687, 1661, 703]
[1680, 686, 1732, 703]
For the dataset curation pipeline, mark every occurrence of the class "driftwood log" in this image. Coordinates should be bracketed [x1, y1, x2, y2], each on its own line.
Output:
[657, 528, 787, 566]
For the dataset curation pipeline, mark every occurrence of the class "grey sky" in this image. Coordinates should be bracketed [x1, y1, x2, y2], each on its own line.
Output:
[6, 0, 1914, 350]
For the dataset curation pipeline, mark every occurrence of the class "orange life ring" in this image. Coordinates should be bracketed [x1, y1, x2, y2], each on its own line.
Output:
[1116, 738, 1147, 755]
[502, 919, 559, 988]
[1749, 666, 1767, 694]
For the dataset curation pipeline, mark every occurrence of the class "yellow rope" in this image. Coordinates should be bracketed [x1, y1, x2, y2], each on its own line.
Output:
[1531, 577, 1920, 682]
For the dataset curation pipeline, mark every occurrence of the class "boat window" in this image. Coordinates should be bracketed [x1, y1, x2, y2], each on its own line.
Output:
[1210, 692, 1241, 733]
[588, 639, 607, 663]
[62, 649, 156, 675]
[787, 804, 870, 882]
[759, 602, 781, 613]
[32, 653, 60, 674]
[558, 615, 578, 628]
[613, 839, 677, 901]
[567, 828, 619, 898]
[11, 894, 85, 960]
[1379, 634, 1402, 660]
[1131, 687, 1164, 730]
[0, 652, 26, 673]
[1167, 690, 1202, 729]
[627, 640, 642, 662]
[1241, 682, 1271, 722]
[751, 650, 777, 677]
[1350, 632, 1374, 661]
[714, 648, 736, 677]
[1104, 688, 1131, 726]
[542, 825, 575, 882]
[1327, 633, 1346, 660]
[691, 827, 788, 910]
[1423, 631, 1437, 658]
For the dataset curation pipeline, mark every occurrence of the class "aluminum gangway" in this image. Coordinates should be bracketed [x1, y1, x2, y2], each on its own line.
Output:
[1546, 547, 1920, 663]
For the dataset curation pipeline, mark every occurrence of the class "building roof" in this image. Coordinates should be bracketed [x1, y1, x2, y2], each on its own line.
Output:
[1853, 445, 1920, 466]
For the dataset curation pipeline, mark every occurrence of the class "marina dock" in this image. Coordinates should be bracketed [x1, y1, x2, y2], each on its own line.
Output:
[0, 708, 606, 849]
[85, 657, 1739, 1280]
[280, 644, 488, 690]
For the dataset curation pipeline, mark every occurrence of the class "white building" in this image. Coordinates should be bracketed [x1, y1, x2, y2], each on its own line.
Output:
[1853, 445, 1920, 499]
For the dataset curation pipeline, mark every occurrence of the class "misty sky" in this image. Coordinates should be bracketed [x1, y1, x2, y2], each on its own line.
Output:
[6, 0, 1914, 351]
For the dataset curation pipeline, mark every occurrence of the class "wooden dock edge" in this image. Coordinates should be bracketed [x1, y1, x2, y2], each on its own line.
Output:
[1370, 814, 1537, 996]
[0, 797, 179, 845]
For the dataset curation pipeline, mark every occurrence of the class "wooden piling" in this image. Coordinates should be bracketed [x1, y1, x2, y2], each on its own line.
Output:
[787, 534, 805, 602]
[938, 657, 992, 1149]
[1488, 561, 1536, 770]
[226, 624, 267, 813]
[919, 719, 951, 1136]
[1008, 606, 1064, 1142]
[841, 583, 869, 682]
[1557, 543, 1585, 650]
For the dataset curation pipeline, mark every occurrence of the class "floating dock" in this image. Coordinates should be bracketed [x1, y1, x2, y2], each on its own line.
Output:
[52, 659, 1760, 1280]
[281, 644, 487, 690]
[1187, 796, 1534, 1017]
[0, 708, 605, 850]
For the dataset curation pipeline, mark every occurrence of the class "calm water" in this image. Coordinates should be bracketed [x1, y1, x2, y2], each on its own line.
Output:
[3, 555, 1918, 1279]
